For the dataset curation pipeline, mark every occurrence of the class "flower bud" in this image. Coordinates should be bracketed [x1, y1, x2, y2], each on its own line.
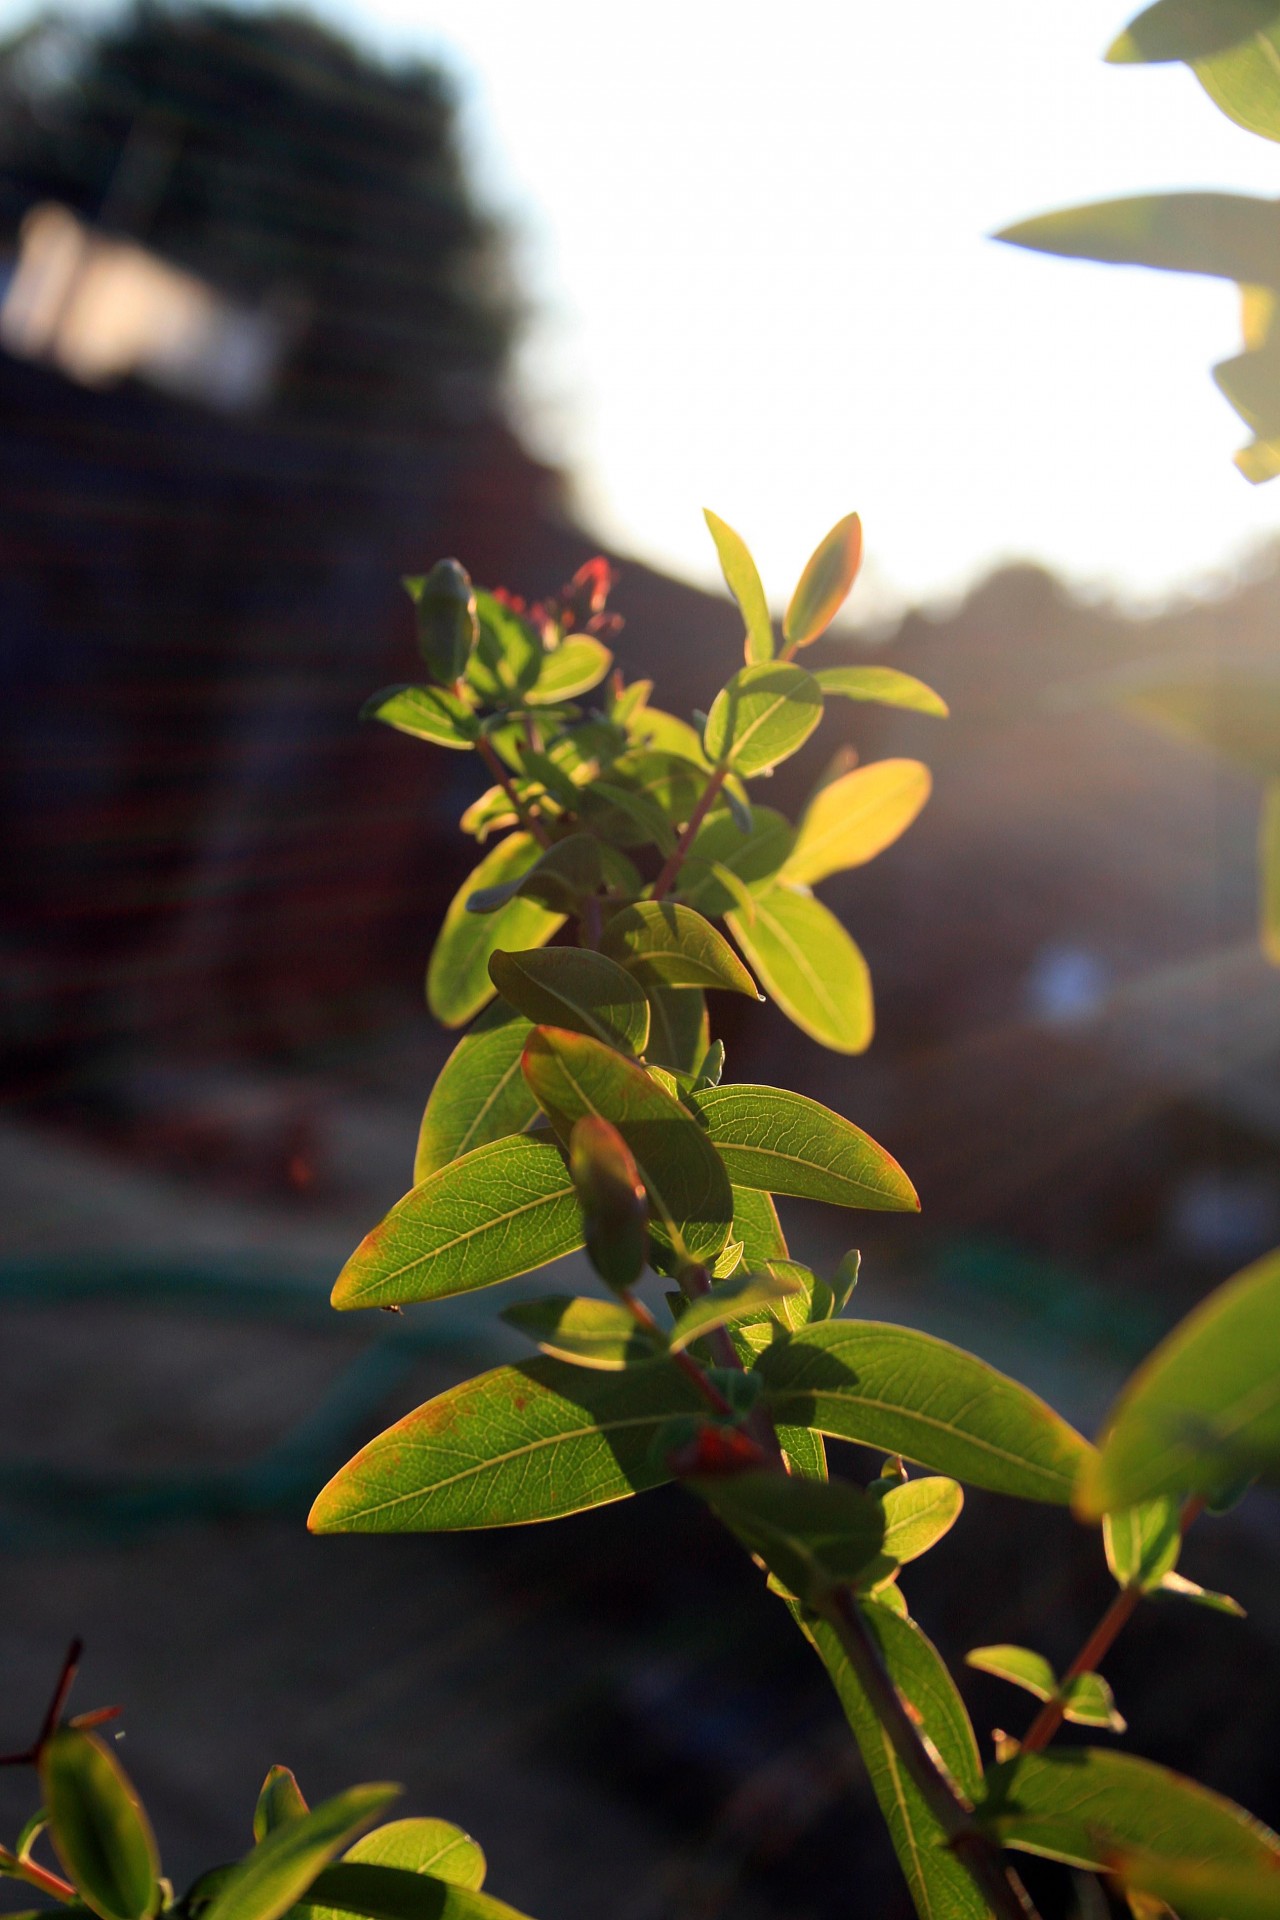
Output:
[416, 558, 478, 686]
[568, 1114, 648, 1292]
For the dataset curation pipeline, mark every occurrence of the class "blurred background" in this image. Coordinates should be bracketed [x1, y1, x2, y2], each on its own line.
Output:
[2, 4, 1280, 1916]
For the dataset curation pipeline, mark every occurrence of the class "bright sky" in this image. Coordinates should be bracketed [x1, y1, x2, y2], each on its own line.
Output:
[12, 0, 1280, 616]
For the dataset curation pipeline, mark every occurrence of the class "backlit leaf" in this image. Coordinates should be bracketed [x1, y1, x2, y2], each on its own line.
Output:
[783, 514, 864, 649]
[466, 835, 602, 915]
[466, 594, 542, 703]
[731, 1186, 788, 1264]
[41, 1730, 161, 1920]
[204, 1786, 399, 1920]
[1155, 1569, 1246, 1615]
[977, 1748, 1280, 1876]
[332, 1135, 581, 1310]
[692, 1470, 888, 1602]
[680, 807, 796, 916]
[1108, 0, 1280, 63]
[704, 664, 824, 776]
[1060, 1671, 1126, 1733]
[668, 1269, 805, 1351]
[645, 985, 709, 1073]
[704, 509, 774, 664]
[427, 836, 564, 1028]
[627, 705, 714, 769]
[815, 665, 948, 717]
[568, 1113, 649, 1289]
[489, 949, 649, 1055]
[1114, 1850, 1280, 1920]
[309, 1358, 705, 1531]
[758, 1320, 1094, 1503]
[500, 1295, 662, 1369]
[879, 1475, 963, 1565]
[601, 902, 760, 996]
[1080, 1245, 1280, 1516]
[996, 191, 1280, 283]
[784, 760, 931, 886]
[1103, 1497, 1183, 1591]
[305, 1863, 532, 1920]
[1194, 20, 1280, 140]
[341, 1821, 484, 1892]
[527, 636, 612, 705]
[965, 1645, 1057, 1702]
[362, 686, 479, 750]
[688, 1083, 918, 1210]
[727, 886, 873, 1053]
[521, 1027, 733, 1264]
[414, 1002, 536, 1182]
[254, 1768, 308, 1843]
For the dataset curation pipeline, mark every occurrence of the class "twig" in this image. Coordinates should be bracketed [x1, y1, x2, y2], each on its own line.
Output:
[624, 1294, 736, 1419]
[0, 1639, 83, 1767]
[0, 1845, 78, 1903]
[652, 765, 729, 902]
[1020, 1493, 1207, 1755]
[475, 734, 552, 849]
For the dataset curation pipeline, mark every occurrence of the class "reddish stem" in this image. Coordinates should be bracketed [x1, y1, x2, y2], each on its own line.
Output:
[625, 1294, 736, 1419]
[651, 765, 729, 902]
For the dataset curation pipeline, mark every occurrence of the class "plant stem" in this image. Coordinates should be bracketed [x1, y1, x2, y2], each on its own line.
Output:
[475, 734, 552, 849]
[819, 1593, 1040, 1920]
[0, 1847, 78, 1903]
[1020, 1493, 1206, 1755]
[651, 765, 729, 902]
[624, 1295, 736, 1419]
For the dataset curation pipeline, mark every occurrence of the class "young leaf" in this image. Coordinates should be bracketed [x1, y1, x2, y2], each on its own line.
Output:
[500, 1295, 662, 1369]
[996, 191, 1280, 283]
[254, 1767, 309, 1842]
[965, 1644, 1058, 1703]
[332, 1135, 582, 1310]
[362, 686, 479, 751]
[601, 902, 760, 997]
[815, 664, 949, 717]
[414, 1002, 536, 1182]
[1080, 1245, 1280, 1517]
[522, 1027, 733, 1264]
[204, 1787, 400, 1920]
[427, 836, 564, 1028]
[340, 1820, 485, 1892]
[466, 835, 602, 915]
[489, 949, 650, 1055]
[726, 887, 873, 1052]
[757, 1319, 1095, 1503]
[1154, 1569, 1246, 1615]
[703, 509, 774, 664]
[1060, 1671, 1126, 1733]
[305, 1862, 533, 1920]
[691, 1469, 889, 1602]
[703, 664, 824, 776]
[1193, 19, 1280, 141]
[976, 1748, 1280, 1877]
[1113, 1849, 1280, 1920]
[412, 560, 479, 687]
[668, 1268, 806, 1351]
[1103, 1497, 1183, 1592]
[783, 760, 931, 886]
[527, 635, 612, 704]
[783, 514, 863, 649]
[804, 1605, 989, 1920]
[567, 1113, 649, 1289]
[687, 1084, 918, 1211]
[1108, 0, 1280, 64]
[879, 1475, 963, 1565]
[40, 1729, 161, 1920]
[680, 806, 796, 916]
[466, 594, 542, 703]
[308, 1357, 706, 1531]
[627, 705, 714, 769]
[645, 985, 710, 1073]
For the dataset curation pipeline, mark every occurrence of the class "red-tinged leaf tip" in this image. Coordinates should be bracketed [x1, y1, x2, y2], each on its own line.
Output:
[783, 512, 864, 649]
[667, 1423, 768, 1478]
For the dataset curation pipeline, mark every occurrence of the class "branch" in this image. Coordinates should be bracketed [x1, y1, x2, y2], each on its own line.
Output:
[1020, 1494, 1206, 1755]
[651, 765, 729, 902]
[475, 735, 552, 849]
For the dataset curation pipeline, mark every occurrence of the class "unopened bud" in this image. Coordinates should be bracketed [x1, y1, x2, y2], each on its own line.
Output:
[569, 1114, 648, 1291]
[416, 558, 478, 686]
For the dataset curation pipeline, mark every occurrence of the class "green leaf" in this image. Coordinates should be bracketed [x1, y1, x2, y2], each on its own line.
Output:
[340, 1821, 484, 1892]
[1103, 1497, 1183, 1591]
[254, 1768, 308, 1843]
[521, 1027, 733, 1264]
[668, 1269, 805, 1351]
[1194, 21, 1280, 140]
[40, 1729, 161, 1920]
[577, 780, 676, 855]
[1080, 1245, 1280, 1516]
[692, 1469, 888, 1602]
[600, 902, 760, 996]
[727, 886, 873, 1053]
[803, 1605, 990, 1920]
[977, 1748, 1280, 1876]
[332, 1135, 581, 1310]
[1117, 663, 1280, 779]
[626, 705, 714, 769]
[1261, 781, 1280, 963]
[703, 664, 824, 776]
[427, 836, 564, 1028]
[204, 1787, 400, 1920]
[466, 835, 602, 915]
[879, 1475, 963, 1565]
[466, 593, 542, 703]
[731, 1187, 788, 1264]
[784, 760, 931, 886]
[1109, 0, 1280, 63]
[688, 1083, 918, 1210]
[703, 509, 774, 664]
[527, 636, 612, 705]
[488, 949, 649, 1055]
[410, 560, 479, 687]
[309, 1358, 706, 1531]
[645, 985, 709, 1073]
[567, 1114, 650, 1289]
[680, 806, 796, 916]
[415, 1003, 536, 1182]
[501, 1295, 662, 1368]
[757, 1319, 1095, 1503]
[305, 1863, 532, 1920]
[1155, 1569, 1246, 1615]
[814, 665, 948, 717]
[1060, 1671, 1126, 1733]
[996, 191, 1280, 283]
[1113, 1850, 1280, 1920]
[783, 514, 864, 649]
[965, 1645, 1057, 1702]
[362, 686, 479, 750]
